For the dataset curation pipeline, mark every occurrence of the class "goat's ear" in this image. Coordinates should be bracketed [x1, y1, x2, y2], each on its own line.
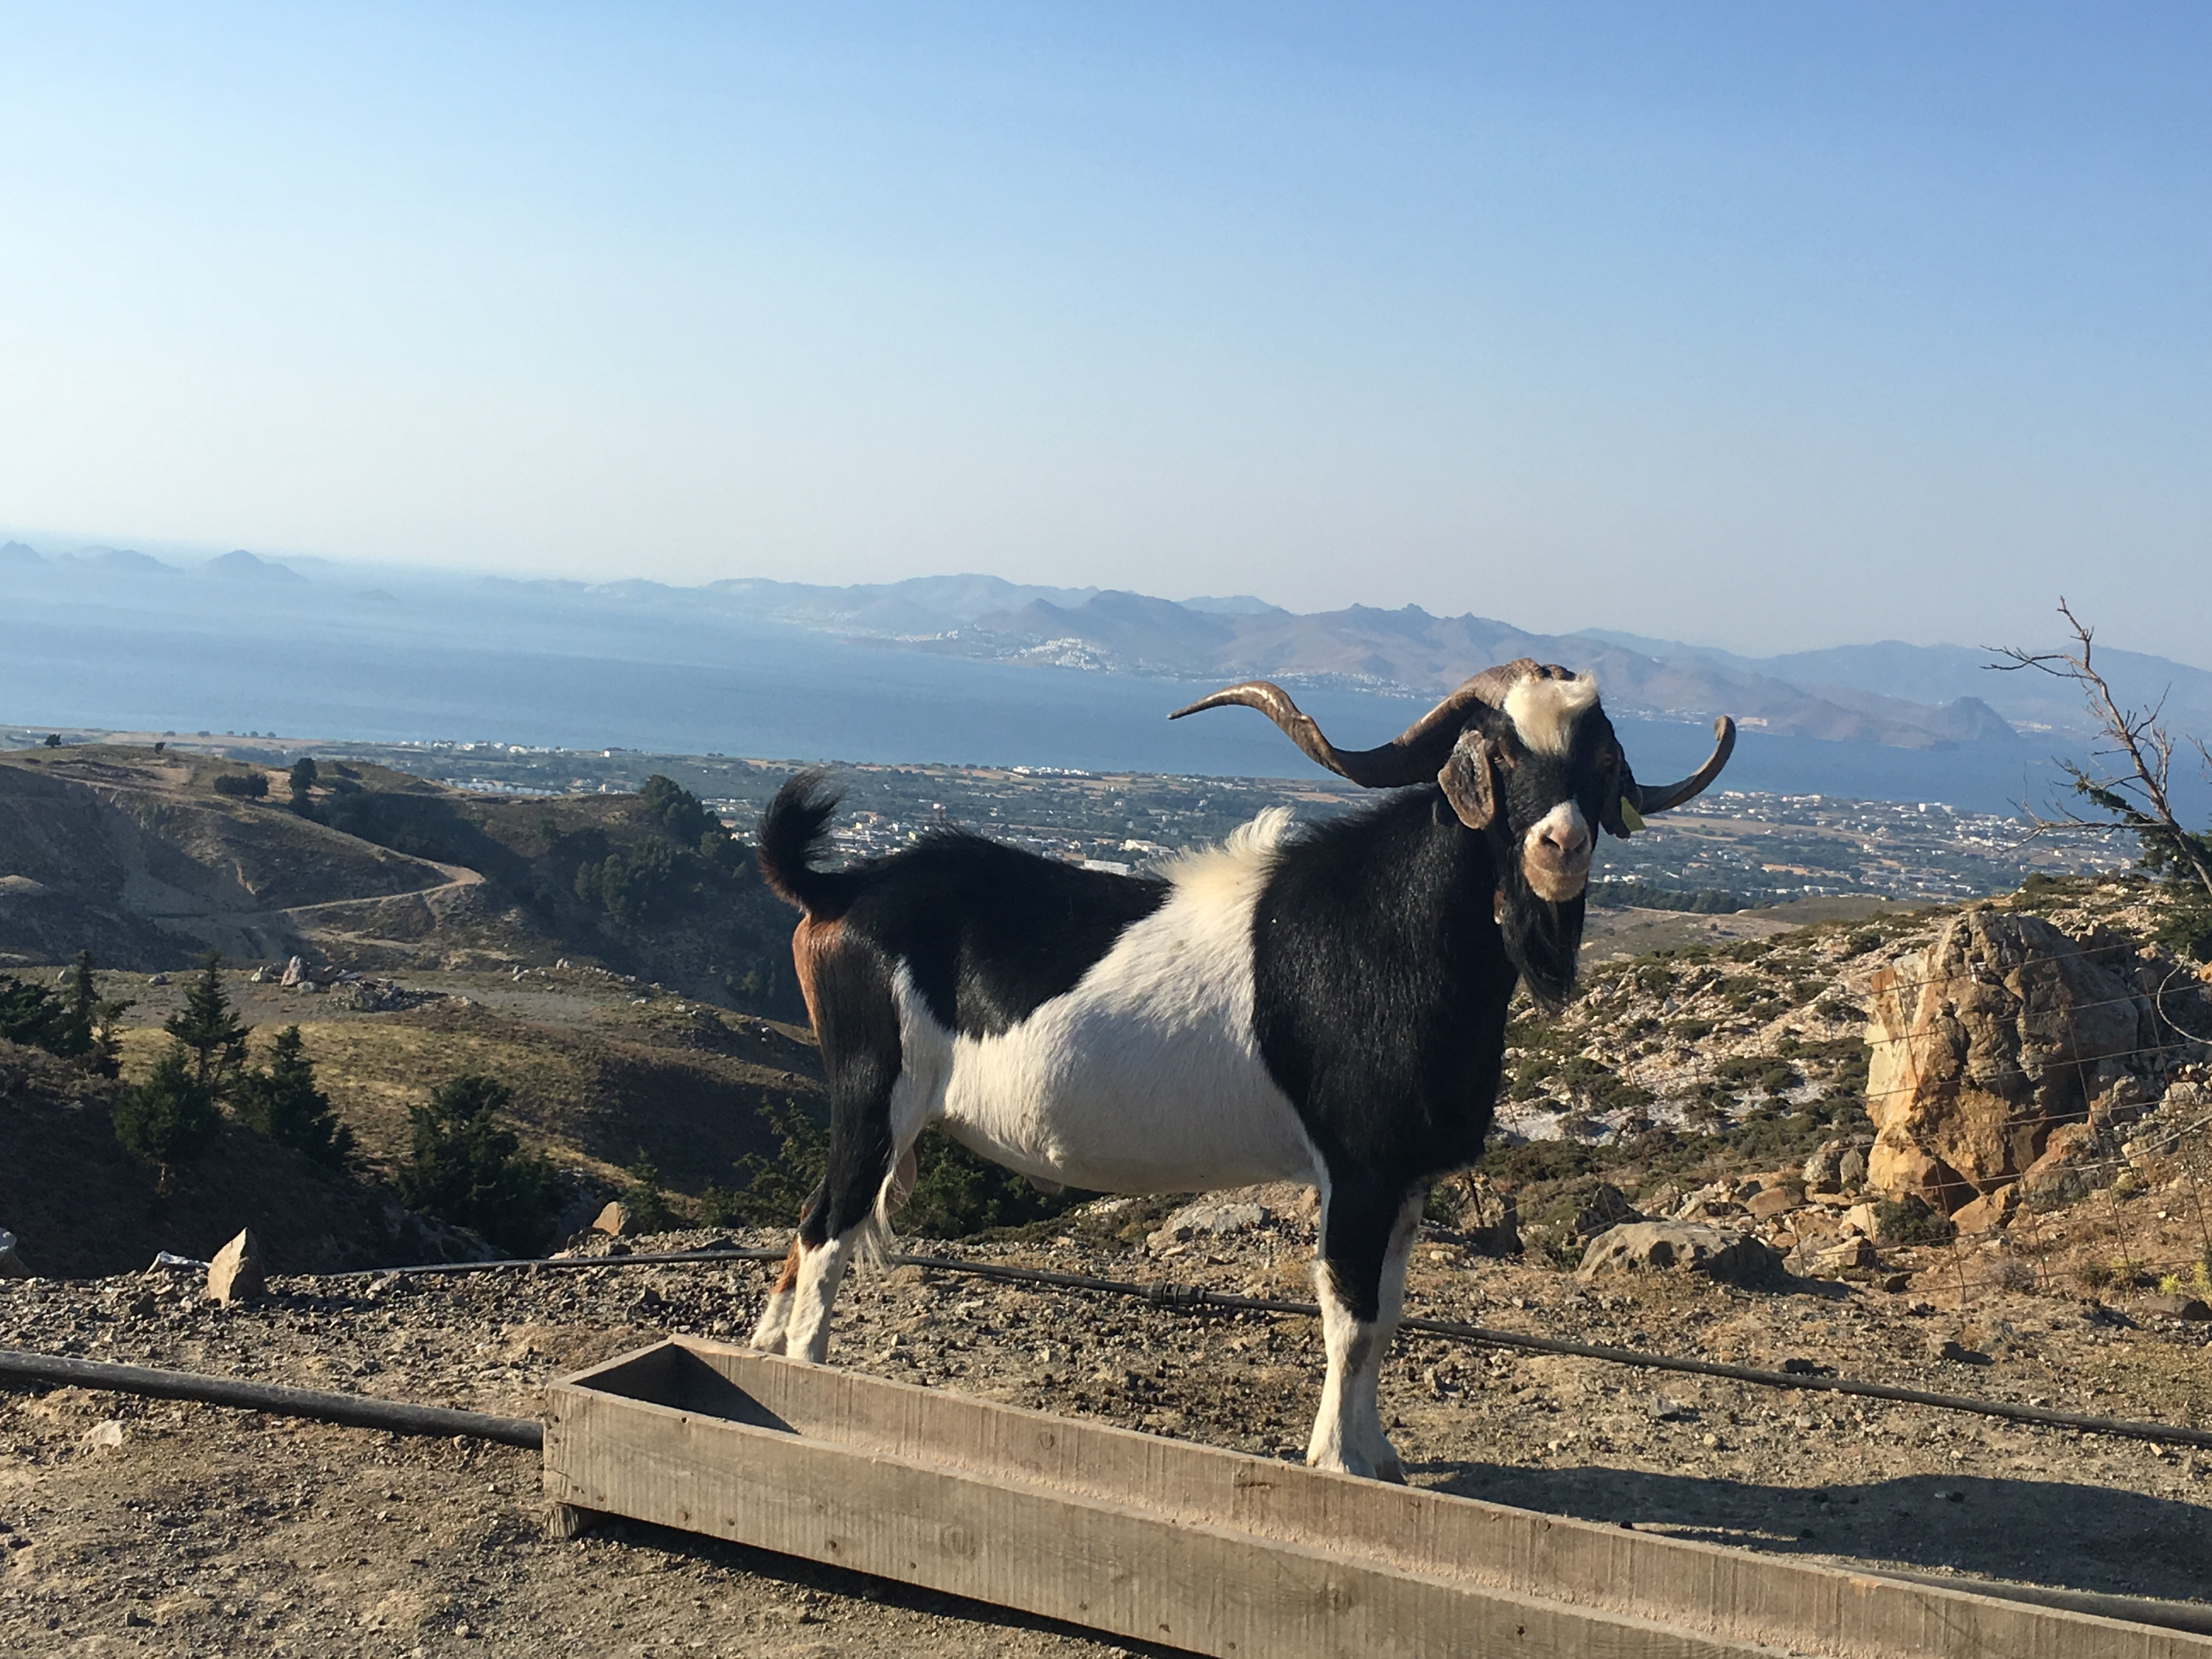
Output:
[1437, 728, 1498, 830]
[1599, 745, 1636, 838]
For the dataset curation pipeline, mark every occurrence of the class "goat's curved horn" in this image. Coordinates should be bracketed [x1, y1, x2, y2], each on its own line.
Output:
[1630, 717, 1737, 814]
[1169, 658, 1543, 787]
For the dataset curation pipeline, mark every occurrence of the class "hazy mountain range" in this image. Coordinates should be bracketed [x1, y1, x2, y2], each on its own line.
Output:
[618, 570, 2212, 752]
[8, 539, 2212, 768]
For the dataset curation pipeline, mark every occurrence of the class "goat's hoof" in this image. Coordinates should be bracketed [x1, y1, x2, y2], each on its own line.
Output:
[1373, 1454, 1408, 1486]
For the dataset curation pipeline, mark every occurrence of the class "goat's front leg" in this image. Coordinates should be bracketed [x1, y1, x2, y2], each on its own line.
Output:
[1306, 1183, 1425, 1481]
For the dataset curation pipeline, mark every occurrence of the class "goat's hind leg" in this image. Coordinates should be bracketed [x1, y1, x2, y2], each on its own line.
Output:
[753, 946, 906, 1365]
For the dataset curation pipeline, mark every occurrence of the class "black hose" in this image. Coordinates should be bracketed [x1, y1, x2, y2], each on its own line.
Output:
[325, 1245, 2212, 1452]
[0, 1349, 543, 1449]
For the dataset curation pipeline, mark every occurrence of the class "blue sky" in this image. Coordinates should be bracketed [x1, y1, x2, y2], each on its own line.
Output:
[2, 3, 2207, 659]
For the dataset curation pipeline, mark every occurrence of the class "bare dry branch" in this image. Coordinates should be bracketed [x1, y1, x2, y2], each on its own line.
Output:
[1987, 599, 2212, 902]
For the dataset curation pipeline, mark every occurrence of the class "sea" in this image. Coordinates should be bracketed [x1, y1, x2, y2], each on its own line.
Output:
[0, 570, 2106, 816]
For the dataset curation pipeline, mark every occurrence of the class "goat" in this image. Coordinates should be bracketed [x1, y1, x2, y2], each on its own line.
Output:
[749, 659, 1733, 1479]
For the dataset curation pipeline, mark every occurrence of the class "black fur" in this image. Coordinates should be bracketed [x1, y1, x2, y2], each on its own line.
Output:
[768, 808, 1172, 1242]
[1250, 788, 1520, 1318]
[757, 771, 862, 918]
[839, 833, 1170, 1037]
[799, 933, 904, 1245]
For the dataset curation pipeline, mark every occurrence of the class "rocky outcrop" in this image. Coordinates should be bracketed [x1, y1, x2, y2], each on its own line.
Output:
[1576, 1221, 1783, 1287]
[1860, 910, 2166, 1213]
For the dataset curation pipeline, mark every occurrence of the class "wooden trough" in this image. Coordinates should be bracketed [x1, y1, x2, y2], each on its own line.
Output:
[545, 1338, 2211, 1658]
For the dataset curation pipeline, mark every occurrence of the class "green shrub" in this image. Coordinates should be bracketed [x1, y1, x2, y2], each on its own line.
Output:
[394, 1074, 561, 1256]
[212, 772, 268, 798]
[232, 1026, 352, 1166]
[621, 1150, 682, 1233]
[701, 1100, 828, 1229]
[113, 1045, 223, 1193]
[1873, 1194, 1956, 1245]
[700, 1105, 1082, 1239]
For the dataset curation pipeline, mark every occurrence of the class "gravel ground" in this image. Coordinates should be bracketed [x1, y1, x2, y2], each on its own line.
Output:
[6, 1215, 2212, 1657]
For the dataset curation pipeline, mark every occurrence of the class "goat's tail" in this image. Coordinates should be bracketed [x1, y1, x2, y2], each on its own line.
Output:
[757, 771, 863, 917]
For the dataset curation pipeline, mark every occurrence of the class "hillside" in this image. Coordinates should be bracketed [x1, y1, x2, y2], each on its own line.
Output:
[0, 1038, 486, 1278]
[0, 745, 805, 1018]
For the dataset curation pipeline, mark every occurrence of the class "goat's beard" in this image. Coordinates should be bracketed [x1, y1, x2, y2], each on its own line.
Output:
[1498, 861, 1586, 1012]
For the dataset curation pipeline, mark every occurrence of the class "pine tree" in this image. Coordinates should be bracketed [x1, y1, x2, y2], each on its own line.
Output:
[64, 950, 129, 1077]
[113, 1044, 223, 1193]
[394, 1074, 560, 1256]
[234, 1025, 353, 1166]
[165, 951, 248, 1096]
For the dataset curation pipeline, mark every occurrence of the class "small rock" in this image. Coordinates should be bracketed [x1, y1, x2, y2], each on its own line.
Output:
[1803, 1236, 1879, 1276]
[1801, 1140, 1847, 1194]
[205, 1229, 265, 1305]
[82, 1419, 126, 1449]
[1648, 1396, 1698, 1422]
[593, 1201, 634, 1237]
[0, 1230, 29, 1278]
[1839, 1203, 1880, 1238]
[1147, 1199, 1270, 1253]
[1837, 1147, 1868, 1186]
[1431, 1174, 1520, 1256]
[2142, 1293, 2212, 1322]
[1950, 1184, 2019, 1234]
[147, 972, 169, 987]
[1571, 1183, 1641, 1240]
[1576, 1222, 1783, 1287]
[1747, 1186, 1803, 1220]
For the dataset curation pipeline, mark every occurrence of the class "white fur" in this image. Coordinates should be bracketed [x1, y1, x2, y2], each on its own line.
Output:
[1503, 672, 1599, 756]
[1306, 1190, 1422, 1481]
[1525, 799, 1591, 859]
[925, 807, 1322, 1194]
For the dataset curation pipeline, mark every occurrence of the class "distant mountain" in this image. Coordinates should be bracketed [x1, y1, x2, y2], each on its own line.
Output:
[1576, 629, 2212, 746]
[201, 549, 307, 583]
[10, 538, 2209, 760]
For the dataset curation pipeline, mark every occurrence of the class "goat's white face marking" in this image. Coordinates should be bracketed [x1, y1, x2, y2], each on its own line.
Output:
[1521, 799, 1592, 901]
[1502, 672, 1599, 757]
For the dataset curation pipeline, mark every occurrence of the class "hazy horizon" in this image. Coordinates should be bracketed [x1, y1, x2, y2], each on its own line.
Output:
[4, 6, 2209, 661]
[7, 528, 2210, 679]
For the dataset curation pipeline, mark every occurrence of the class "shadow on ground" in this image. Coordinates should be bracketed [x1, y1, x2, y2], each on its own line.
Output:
[1418, 1459, 2212, 1604]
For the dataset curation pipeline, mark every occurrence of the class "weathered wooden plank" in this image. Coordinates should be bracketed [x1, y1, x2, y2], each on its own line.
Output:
[546, 1340, 2212, 1659]
[547, 1380, 1764, 1658]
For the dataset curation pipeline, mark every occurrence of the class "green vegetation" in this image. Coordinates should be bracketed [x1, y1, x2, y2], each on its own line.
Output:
[700, 1099, 823, 1228]
[212, 771, 268, 798]
[1588, 879, 1745, 914]
[0, 951, 119, 1065]
[700, 1102, 1082, 1239]
[288, 755, 318, 813]
[112, 1046, 222, 1194]
[393, 1074, 562, 1256]
[166, 952, 249, 1095]
[232, 1026, 354, 1167]
[111, 951, 249, 1192]
[1874, 1194, 1957, 1245]
[619, 1150, 682, 1233]
[572, 776, 747, 921]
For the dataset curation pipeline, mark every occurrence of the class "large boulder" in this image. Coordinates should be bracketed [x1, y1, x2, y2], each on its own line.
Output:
[1860, 910, 2161, 1213]
[1576, 1221, 1783, 1287]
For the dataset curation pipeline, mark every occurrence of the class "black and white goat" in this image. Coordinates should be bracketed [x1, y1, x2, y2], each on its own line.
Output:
[750, 659, 1733, 1479]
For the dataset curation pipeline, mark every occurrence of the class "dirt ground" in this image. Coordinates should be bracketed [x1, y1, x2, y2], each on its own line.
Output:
[6, 1209, 2212, 1658]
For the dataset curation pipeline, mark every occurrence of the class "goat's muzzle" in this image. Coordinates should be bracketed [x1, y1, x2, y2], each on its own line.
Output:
[1521, 800, 1592, 902]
